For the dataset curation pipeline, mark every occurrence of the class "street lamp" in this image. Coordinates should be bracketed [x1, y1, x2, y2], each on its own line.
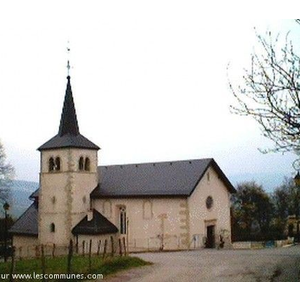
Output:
[294, 172, 300, 243]
[3, 202, 10, 262]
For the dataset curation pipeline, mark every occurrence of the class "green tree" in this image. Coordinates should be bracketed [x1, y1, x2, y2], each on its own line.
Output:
[232, 182, 274, 241]
[0, 140, 14, 216]
[273, 177, 300, 239]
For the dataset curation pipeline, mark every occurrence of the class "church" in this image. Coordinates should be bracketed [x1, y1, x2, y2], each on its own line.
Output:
[10, 74, 235, 255]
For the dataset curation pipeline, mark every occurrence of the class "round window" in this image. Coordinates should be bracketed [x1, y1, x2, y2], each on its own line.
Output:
[206, 196, 213, 209]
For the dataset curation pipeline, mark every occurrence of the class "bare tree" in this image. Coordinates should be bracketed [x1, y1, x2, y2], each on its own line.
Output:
[0, 140, 14, 213]
[229, 28, 300, 154]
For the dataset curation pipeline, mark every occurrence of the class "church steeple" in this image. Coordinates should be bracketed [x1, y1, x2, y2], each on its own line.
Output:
[58, 76, 80, 136]
[38, 74, 100, 151]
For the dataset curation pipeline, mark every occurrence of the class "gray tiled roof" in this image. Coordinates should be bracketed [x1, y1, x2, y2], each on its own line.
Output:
[29, 188, 39, 200]
[9, 203, 38, 236]
[26, 158, 236, 201]
[90, 158, 236, 198]
[38, 133, 100, 151]
[72, 209, 118, 235]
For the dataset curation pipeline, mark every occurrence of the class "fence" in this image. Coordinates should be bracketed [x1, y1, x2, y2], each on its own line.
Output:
[5, 236, 128, 282]
[11, 236, 127, 260]
[232, 237, 294, 250]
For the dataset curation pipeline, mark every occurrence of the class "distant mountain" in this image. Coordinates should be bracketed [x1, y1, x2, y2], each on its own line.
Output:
[229, 173, 289, 193]
[8, 180, 39, 219]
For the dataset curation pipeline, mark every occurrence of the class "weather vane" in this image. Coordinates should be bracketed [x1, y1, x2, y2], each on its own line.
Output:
[67, 41, 71, 76]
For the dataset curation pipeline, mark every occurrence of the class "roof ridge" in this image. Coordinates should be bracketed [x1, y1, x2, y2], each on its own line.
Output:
[99, 158, 213, 168]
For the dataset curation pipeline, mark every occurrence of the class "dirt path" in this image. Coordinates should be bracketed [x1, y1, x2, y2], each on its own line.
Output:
[106, 245, 300, 282]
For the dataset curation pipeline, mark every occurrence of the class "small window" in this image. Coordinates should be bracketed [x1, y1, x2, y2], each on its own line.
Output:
[207, 172, 210, 182]
[50, 223, 55, 232]
[206, 196, 214, 210]
[79, 157, 84, 170]
[85, 157, 90, 171]
[104, 201, 111, 218]
[49, 157, 61, 172]
[55, 157, 61, 171]
[49, 158, 55, 172]
[143, 200, 152, 219]
[119, 206, 127, 234]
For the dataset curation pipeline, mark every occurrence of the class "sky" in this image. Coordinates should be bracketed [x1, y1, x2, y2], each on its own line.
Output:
[0, 1, 299, 185]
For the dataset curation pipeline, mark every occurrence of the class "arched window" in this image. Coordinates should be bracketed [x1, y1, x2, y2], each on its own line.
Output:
[49, 158, 55, 172]
[104, 200, 112, 218]
[143, 200, 152, 219]
[85, 157, 90, 171]
[206, 196, 214, 210]
[50, 223, 55, 233]
[79, 157, 84, 171]
[119, 206, 127, 235]
[55, 157, 61, 171]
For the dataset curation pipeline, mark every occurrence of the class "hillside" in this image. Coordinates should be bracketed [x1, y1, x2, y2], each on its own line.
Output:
[9, 180, 39, 218]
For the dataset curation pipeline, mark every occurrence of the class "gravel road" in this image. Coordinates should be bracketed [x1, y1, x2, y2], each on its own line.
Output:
[106, 245, 300, 282]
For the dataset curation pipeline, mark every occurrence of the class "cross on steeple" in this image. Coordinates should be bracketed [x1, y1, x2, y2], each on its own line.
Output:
[67, 60, 71, 76]
[67, 42, 71, 76]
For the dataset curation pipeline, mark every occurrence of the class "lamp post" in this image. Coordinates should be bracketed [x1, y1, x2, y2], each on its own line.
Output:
[3, 202, 10, 262]
[293, 172, 300, 243]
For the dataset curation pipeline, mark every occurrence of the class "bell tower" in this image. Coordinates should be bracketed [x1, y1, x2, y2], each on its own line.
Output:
[37, 75, 100, 246]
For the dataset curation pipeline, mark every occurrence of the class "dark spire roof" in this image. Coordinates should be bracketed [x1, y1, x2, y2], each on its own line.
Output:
[38, 76, 100, 151]
[72, 209, 118, 235]
[58, 76, 80, 136]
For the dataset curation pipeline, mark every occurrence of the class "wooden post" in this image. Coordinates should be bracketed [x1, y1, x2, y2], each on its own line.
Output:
[88, 239, 92, 273]
[41, 245, 46, 281]
[67, 239, 73, 274]
[102, 239, 107, 259]
[97, 240, 101, 256]
[122, 237, 127, 256]
[9, 247, 15, 282]
[82, 240, 85, 257]
[118, 238, 123, 256]
[110, 236, 114, 257]
[35, 245, 39, 258]
[52, 243, 56, 258]
[19, 247, 22, 261]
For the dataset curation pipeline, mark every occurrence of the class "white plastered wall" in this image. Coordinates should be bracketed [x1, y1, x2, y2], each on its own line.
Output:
[188, 166, 232, 248]
[39, 148, 98, 246]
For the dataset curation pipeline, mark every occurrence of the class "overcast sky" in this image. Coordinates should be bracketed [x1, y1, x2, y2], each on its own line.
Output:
[0, 1, 299, 183]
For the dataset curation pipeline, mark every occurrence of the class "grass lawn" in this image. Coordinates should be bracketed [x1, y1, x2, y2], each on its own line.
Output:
[0, 255, 150, 282]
